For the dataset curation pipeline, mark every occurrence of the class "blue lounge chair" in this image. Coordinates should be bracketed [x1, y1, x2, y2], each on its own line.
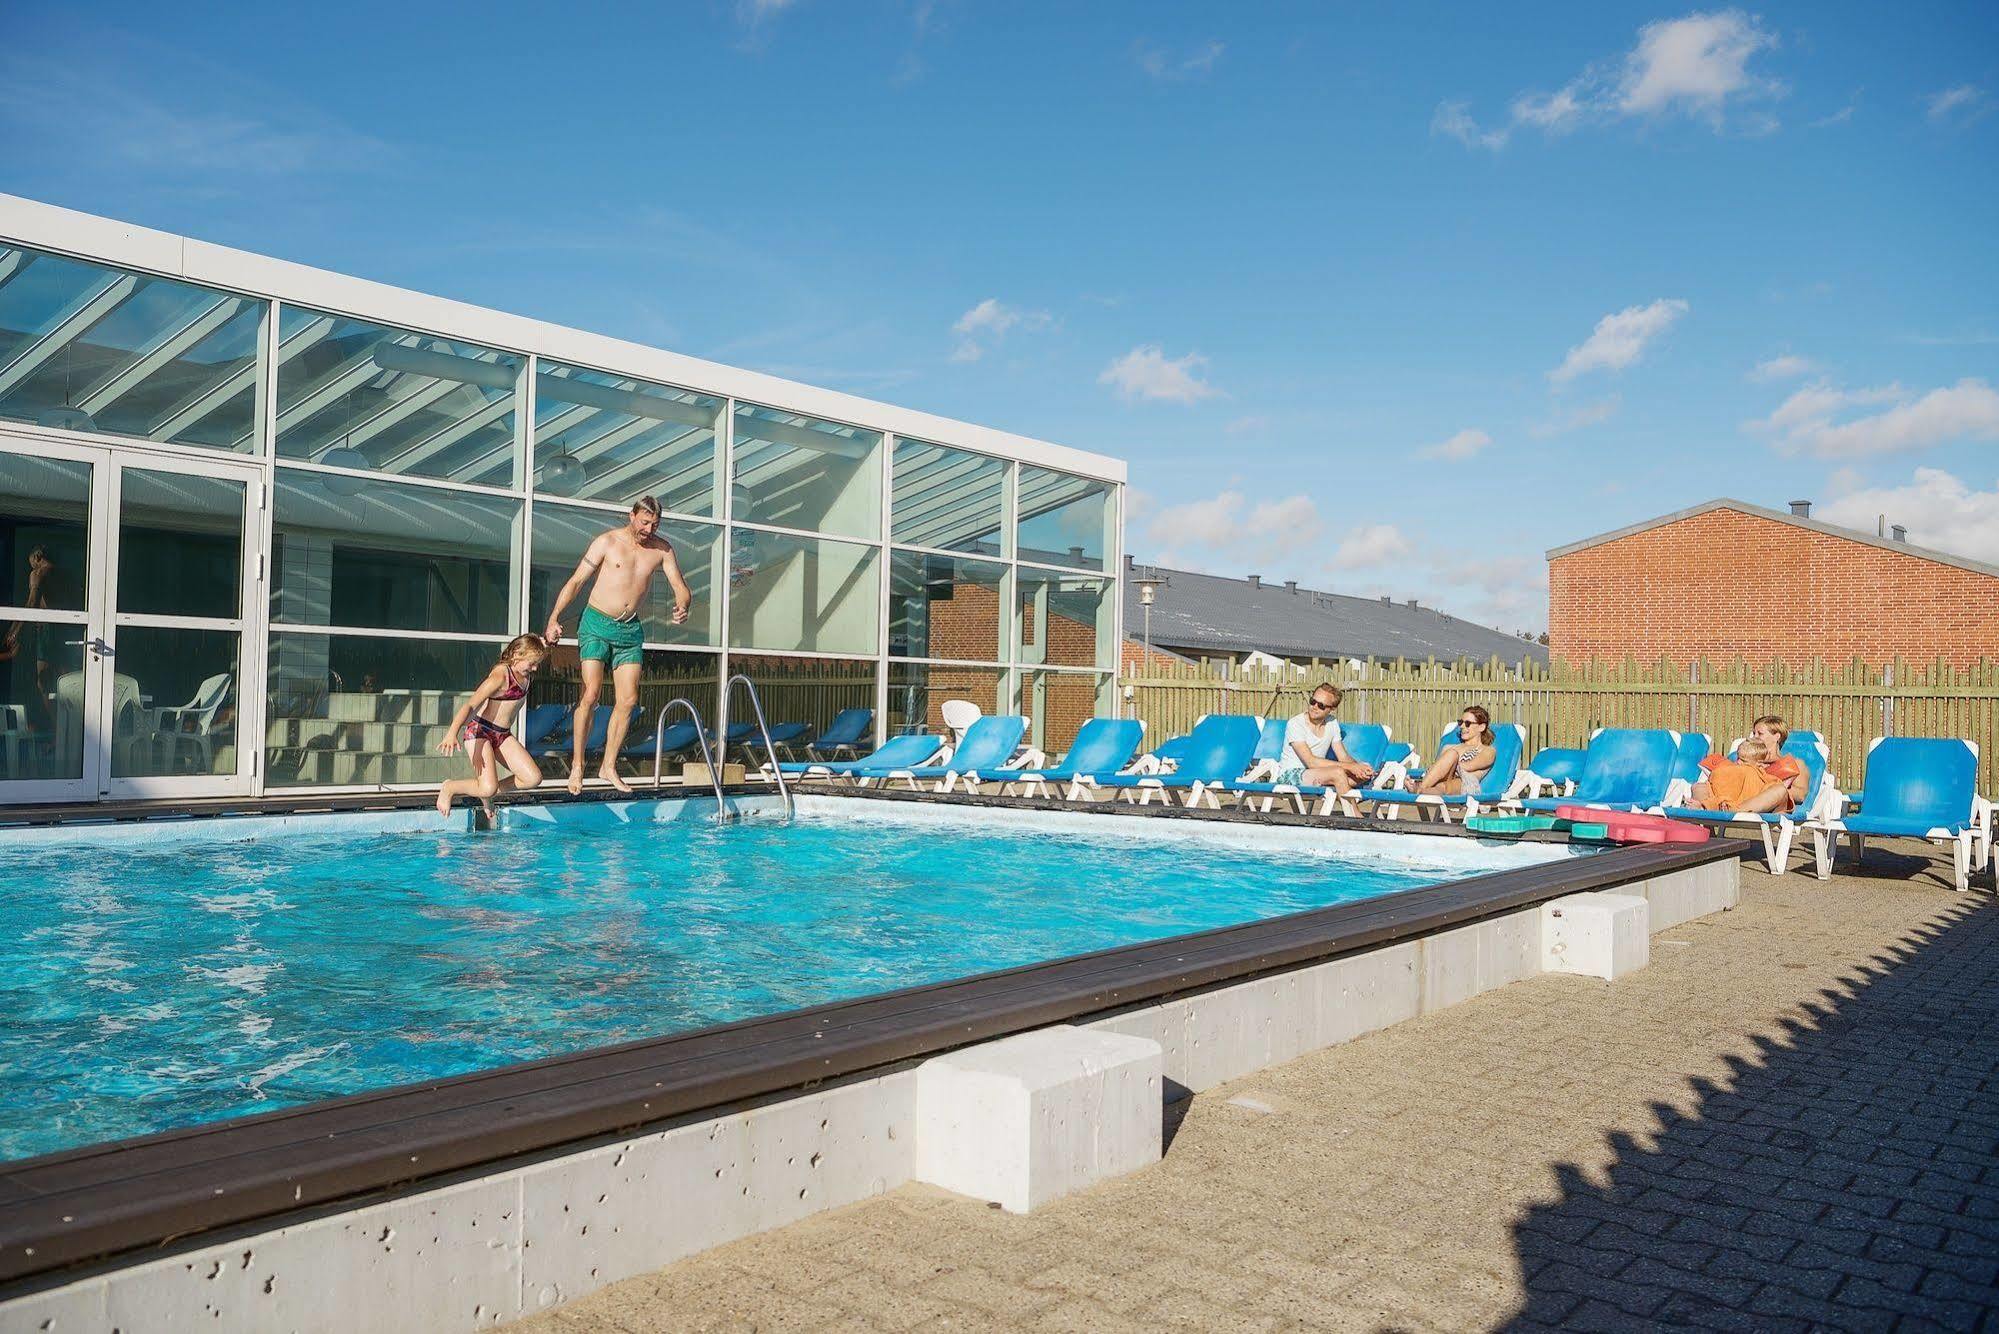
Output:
[806, 707, 874, 760]
[516, 703, 571, 752]
[1002, 719, 1147, 798]
[851, 715, 1028, 791]
[1341, 724, 1529, 822]
[1516, 743, 1588, 798]
[1505, 727, 1683, 815]
[776, 732, 943, 781]
[623, 717, 701, 763]
[1657, 732, 1837, 875]
[1214, 718, 1402, 813]
[1806, 737, 1990, 891]
[1662, 732, 1713, 805]
[719, 719, 810, 761]
[1072, 715, 1264, 807]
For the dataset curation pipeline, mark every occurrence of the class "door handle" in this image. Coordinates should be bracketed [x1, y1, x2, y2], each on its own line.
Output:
[66, 636, 113, 657]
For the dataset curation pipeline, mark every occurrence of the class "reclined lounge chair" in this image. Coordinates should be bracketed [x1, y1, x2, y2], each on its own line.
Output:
[1805, 737, 1991, 891]
[1002, 719, 1146, 798]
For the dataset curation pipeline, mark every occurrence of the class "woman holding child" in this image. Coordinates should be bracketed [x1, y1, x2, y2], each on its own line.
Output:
[1689, 714, 1810, 813]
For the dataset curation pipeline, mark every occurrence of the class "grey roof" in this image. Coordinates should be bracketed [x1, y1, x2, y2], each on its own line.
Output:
[1548, 497, 1999, 580]
[1124, 561, 1549, 667]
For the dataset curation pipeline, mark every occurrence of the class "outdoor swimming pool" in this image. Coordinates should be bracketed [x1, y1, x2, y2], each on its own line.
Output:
[0, 797, 1581, 1162]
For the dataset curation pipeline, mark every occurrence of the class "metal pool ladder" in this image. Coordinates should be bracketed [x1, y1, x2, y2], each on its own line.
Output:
[723, 673, 793, 822]
[650, 697, 729, 822]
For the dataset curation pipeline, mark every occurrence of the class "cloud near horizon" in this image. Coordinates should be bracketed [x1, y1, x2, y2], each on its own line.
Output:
[949, 298, 1052, 362]
[1435, 9, 1784, 150]
[1418, 428, 1492, 461]
[1750, 377, 1999, 457]
[1817, 468, 1999, 564]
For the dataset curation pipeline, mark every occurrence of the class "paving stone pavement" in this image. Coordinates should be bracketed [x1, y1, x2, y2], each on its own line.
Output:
[518, 842, 1999, 1332]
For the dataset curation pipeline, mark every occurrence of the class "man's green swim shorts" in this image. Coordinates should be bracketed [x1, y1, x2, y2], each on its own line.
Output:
[578, 604, 645, 669]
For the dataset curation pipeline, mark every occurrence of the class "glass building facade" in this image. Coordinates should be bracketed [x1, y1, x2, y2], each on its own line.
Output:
[0, 198, 1124, 803]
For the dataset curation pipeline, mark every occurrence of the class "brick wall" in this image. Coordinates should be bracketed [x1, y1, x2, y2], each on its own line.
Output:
[1548, 507, 1999, 668]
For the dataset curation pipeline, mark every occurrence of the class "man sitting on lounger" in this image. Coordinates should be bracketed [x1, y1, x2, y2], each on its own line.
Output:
[1273, 683, 1376, 794]
[542, 496, 693, 794]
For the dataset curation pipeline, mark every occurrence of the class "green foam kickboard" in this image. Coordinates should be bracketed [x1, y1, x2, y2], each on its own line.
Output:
[1465, 815, 1562, 835]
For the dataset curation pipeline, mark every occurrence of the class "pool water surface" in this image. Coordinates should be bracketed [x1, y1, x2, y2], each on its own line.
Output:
[0, 801, 1574, 1160]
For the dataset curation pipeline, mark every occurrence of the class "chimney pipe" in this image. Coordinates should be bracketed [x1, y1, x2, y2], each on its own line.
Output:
[1789, 499, 1812, 518]
[1877, 514, 1886, 537]
[1124, 553, 1135, 570]
[1379, 595, 1391, 605]
[1247, 574, 1261, 589]
[1891, 524, 1908, 543]
[1406, 598, 1420, 610]
[1284, 579, 1298, 594]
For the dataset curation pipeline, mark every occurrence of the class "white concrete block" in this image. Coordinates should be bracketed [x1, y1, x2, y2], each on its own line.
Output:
[1316, 941, 1421, 1046]
[1541, 892, 1650, 981]
[1420, 922, 1483, 1012]
[914, 1025, 1162, 1213]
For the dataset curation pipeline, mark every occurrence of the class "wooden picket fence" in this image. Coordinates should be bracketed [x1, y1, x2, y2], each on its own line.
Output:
[1121, 656, 1999, 792]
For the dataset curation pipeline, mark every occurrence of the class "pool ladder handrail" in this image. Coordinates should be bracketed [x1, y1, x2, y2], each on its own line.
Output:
[650, 697, 728, 822]
[722, 673, 793, 821]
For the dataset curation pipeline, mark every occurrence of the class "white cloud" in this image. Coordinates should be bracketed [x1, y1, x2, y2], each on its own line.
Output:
[1750, 377, 1999, 457]
[1817, 468, 1999, 564]
[948, 298, 1052, 362]
[1927, 84, 1991, 125]
[1616, 10, 1782, 122]
[1136, 40, 1224, 81]
[1431, 101, 1509, 150]
[1418, 428, 1492, 461]
[1224, 415, 1271, 436]
[1147, 490, 1246, 548]
[1099, 344, 1221, 404]
[1433, 8, 1782, 150]
[1531, 395, 1622, 437]
[1549, 299, 1689, 383]
[1331, 523, 1412, 570]
[1749, 353, 1817, 381]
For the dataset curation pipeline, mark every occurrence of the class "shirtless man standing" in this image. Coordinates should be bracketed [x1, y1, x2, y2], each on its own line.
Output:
[543, 496, 692, 794]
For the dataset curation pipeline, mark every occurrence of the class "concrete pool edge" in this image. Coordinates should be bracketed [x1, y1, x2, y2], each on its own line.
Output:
[0, 792, 1744, 1329]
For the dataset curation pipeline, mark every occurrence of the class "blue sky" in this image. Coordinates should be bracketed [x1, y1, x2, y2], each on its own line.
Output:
[3, 1, 1994, 632]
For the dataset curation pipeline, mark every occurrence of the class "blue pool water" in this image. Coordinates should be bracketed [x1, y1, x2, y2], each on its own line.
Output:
[0, 804, 1571, 1161]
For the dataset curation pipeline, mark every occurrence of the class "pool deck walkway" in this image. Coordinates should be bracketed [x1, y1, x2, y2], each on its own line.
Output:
[521, 841, 1999, 1332]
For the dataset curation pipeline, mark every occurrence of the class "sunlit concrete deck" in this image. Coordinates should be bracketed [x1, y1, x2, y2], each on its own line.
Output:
[522, 841, 1999, 1331]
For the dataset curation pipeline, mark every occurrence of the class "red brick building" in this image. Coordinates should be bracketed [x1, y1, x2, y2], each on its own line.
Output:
[1547, 498, 1999, 668]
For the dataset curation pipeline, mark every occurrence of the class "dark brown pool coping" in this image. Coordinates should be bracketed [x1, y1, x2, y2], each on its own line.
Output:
[0, 788, 1744, 1289]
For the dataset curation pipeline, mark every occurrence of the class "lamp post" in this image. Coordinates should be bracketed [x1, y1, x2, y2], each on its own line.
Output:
[1134, 569, 1166, 662]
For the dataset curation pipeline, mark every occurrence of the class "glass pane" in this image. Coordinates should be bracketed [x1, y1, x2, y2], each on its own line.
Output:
[1018, 466, 1113, 571]
[887, 662, 1004, 737]
[529, 502, 720, 648]
[1016, 569, 1115, 669]
[275, 306, 520, 487]
[533, 647, 721, 781]
[726, 529, 880, 656]
[266, 632, 506, 787]
[891, 440, 1006, 555]
[0, 453, 89, 610]
[0, 621, 85, 780]
[1023, 670, 1112, 756]
[730, 653, 876, 759]
[534, 362, 719, 515]
[0, 244, 263, 453]
[118, 470, 242, 619]
[110, 627, 239, 778]
[731, 403, 882, 539]
[888, 550, 1006, 662]
[272, 470, 518, 635]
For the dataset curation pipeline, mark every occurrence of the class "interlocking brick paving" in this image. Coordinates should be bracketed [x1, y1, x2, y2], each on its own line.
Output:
[520, 843, 1999, 1332]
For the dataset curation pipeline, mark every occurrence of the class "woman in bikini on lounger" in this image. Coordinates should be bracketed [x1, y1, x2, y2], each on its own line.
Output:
[437, 633, 550, 818]
[1416, 704, 1496, 796]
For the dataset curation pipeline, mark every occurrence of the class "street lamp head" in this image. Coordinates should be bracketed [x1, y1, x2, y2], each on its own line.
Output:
[1135, 572, 1166, 607]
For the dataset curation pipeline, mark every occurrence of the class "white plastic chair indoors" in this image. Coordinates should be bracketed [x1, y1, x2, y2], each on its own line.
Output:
[54, 671, 160, 774]
[157, 672, 233, 774]
[939, 698, 983, 746]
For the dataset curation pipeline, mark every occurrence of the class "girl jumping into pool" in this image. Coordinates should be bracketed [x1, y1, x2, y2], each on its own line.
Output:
[437, 633, 550, 819]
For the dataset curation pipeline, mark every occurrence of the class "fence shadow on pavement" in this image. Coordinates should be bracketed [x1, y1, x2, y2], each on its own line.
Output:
[1499, 861, 1999, 1330]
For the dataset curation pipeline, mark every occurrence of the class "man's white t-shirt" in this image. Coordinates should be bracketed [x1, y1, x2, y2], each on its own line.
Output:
[1281, 713, 1341, 769]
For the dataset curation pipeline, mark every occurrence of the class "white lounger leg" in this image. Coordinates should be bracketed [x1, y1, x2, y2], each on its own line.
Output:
[1954, 831, 1972, 892]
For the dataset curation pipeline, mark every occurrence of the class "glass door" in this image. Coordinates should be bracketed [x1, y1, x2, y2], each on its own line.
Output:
[0, 437, 108, 803]
[99, 454, 263, 799]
